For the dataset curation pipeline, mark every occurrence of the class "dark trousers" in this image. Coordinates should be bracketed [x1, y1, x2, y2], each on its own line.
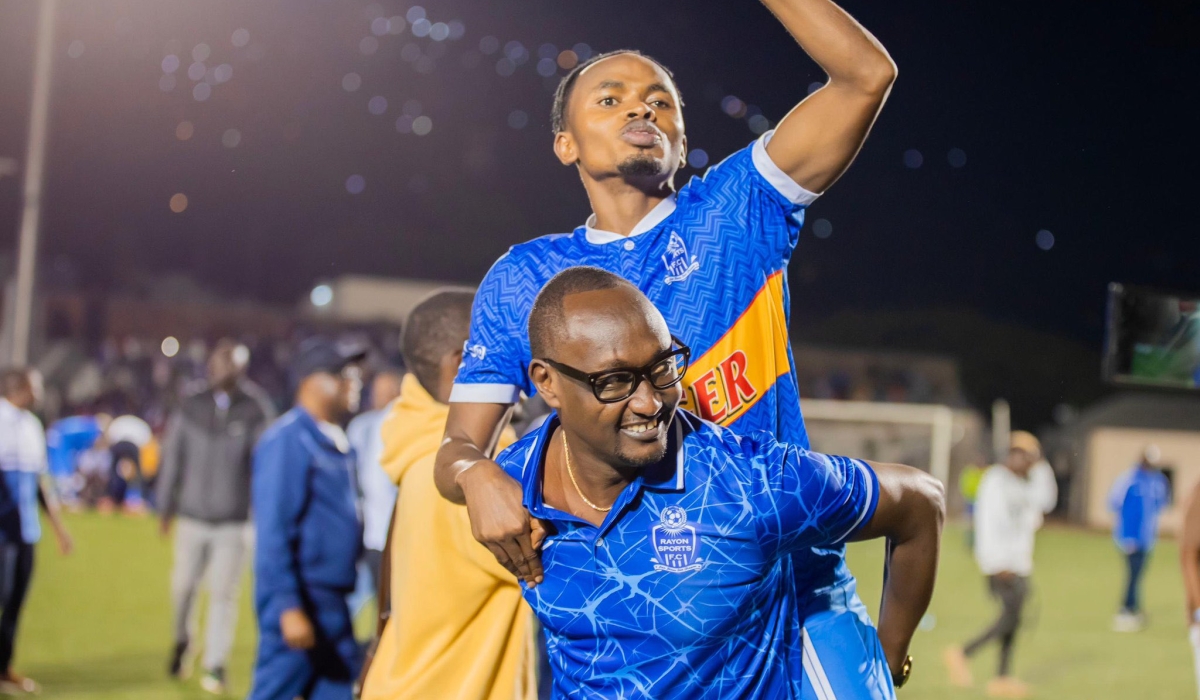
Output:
[1122, 549, 1149, 613]
[963, 574, 1029, 677]
[250, 588, 361, 700]
[0, 543, 35, 674]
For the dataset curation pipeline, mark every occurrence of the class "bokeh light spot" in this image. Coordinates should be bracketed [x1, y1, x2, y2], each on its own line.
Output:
[813, 218, 833, 239]
[406, 6, 426, 23]
[557, 50, 578, 69]
[1036, 229, 1055, 250]
[158, 74, 177, 92]
[903, 149, 924, 169]
[538, 43, 558, 60]
[388, 17, 406, 35]
[430, 22, 450, 41]
[161, 337, 180, 358]
[192, 43, 211, 62]
[537, 58, 557, 77]
[508, 110, 529, 129]
[505, 41, 528, 64]
[360, 36, 379, 55]
[573, 43, 592, 60]
[214, 63, 233, 83]
[345, 175, 366, 195]
[495, 58, 516, 77]
[192, 82, 212, 102]
[175, 121, 194, 140]
[395, 115, 414, 133]
[447, 21, 466, 40]
[67, 40, 86, 58]
[341, 72, 361, 92]
[371, 17, 391, 36]
[368, 96, 388, 115]
[947, 148, 968, 168]
[721, 95, 747, 118]
[748, 114, 770, 134]
[169, 193, 188, 213]
[161, 55, 180, 73]
[231, 28, 250, 48]
[222, 128, 241, 148]
[310, 285, 334, 307]
[412, 116, 433, 135]
[411, 18, 431, 37]
[187, 61, 206, 81]
[687, 149, 709, 169]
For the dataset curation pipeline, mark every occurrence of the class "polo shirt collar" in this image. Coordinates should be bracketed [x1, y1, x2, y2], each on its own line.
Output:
[582, 193, 677, 245]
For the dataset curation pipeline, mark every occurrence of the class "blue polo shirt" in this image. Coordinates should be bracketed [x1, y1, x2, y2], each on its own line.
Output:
[496, 410, 879, 699]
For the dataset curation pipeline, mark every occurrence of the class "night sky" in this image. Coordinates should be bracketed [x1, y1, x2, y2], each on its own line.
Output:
[0, 0, 1196, 352]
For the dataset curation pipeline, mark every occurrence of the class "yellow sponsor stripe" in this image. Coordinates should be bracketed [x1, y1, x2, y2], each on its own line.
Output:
[679, 271, 791, 425]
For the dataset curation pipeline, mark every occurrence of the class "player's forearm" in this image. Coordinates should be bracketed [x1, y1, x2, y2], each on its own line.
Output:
[876, 517, 941, 674]
[435, 402, 515, 504]
[434, 437, 493, 505]
[759, 0, 896, 93]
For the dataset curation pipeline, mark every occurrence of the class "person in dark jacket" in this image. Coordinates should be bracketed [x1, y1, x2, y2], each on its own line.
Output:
[157, 339, 275, 693]
[248, 338, 366, 700]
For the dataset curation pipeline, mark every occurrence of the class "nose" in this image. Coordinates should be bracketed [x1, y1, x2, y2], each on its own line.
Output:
[626, 377, 663, 417]
[626, 102, 655, 121]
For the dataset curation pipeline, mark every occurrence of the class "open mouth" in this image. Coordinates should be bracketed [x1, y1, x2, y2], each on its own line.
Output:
[620, 413, 667, 441]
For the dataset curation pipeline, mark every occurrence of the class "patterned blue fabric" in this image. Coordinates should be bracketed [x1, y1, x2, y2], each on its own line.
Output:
[453, 133, 867, 610]
[496, 410, 879, 699]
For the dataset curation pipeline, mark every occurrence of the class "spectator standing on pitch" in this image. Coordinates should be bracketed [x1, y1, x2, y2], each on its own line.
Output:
[944, 431, 1057, 699]
[0, 368, 74, 694]
[156, 340, 275, 693]
[249, 338, 365, 700]
[1108, 445, 1170, 632]
[360, 290, 535, 700]
[346, 369, 404, 615]
[1179, 480, 1200, 699]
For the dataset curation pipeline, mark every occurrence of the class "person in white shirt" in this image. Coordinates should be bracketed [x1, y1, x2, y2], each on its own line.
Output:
[943, 431, 1057, 699]
[0, 368, 74, 694]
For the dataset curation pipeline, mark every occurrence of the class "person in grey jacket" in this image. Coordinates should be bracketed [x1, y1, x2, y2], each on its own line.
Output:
[156, 339, 275, 694]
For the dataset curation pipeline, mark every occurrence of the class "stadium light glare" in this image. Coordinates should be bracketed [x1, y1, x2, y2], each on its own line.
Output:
[161, 336, 180, 358]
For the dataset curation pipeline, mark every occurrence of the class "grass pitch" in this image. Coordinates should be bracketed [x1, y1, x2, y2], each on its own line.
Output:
[16, 514, 1197, 698]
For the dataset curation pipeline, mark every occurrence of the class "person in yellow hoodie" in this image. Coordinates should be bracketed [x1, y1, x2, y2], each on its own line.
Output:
[361, 289, 537, 700]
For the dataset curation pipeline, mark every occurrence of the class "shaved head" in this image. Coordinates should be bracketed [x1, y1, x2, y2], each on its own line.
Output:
[529, 267, 662, 359]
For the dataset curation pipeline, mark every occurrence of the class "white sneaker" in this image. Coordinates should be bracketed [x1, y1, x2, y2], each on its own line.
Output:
[1112, 612, 1145, 632]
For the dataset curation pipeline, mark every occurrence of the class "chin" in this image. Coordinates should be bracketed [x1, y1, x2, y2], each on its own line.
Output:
[617, 153, 668, 180]
[615, 438, 669, 470]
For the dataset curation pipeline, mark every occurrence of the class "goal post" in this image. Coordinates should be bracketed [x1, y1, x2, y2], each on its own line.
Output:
[799, 399, 955, 485]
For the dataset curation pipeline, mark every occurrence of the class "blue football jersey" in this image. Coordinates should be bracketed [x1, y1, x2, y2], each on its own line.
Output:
[496, 410, 879, 699]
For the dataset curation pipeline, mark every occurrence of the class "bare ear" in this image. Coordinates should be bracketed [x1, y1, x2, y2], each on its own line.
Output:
[553, 132, 578, 166]
[528, 360, 562, 409]
[679, 134, 688, 170]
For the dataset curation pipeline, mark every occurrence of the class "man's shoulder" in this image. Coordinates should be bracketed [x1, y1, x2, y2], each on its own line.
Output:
[494, 429, 541, 483]
[258, 410, 309, 448]
[486, 233, 583, 282]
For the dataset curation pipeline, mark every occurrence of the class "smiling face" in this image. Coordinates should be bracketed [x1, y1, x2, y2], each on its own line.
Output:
[531, 286, 682, 472]
[554, 53, 687, 188]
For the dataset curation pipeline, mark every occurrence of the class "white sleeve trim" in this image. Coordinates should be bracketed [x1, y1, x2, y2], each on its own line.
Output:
[449, 383, 522, 404]
[751, 130, 821, 206]
[831, 459, 875, 545]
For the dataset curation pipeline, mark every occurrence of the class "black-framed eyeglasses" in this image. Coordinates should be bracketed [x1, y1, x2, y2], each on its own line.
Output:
[541, 337, 691, 404]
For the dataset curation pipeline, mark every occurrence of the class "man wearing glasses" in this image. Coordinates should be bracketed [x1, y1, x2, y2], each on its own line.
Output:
[494, 268, 943, 698]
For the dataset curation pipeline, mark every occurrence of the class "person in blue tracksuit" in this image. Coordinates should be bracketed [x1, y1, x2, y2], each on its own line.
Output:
[248, 338, 366, 700]
[1109, 446, 1171, 632]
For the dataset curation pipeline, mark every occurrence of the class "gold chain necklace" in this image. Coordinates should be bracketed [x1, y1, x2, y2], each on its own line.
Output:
[561, 431, 613, 513]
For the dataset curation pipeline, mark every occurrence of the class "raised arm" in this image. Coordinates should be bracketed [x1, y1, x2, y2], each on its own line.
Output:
[434, 402, 544, 586]
[851, 462, 946, 679]
[759, 0, 897, 193]
[1180, 482, 1200, 624]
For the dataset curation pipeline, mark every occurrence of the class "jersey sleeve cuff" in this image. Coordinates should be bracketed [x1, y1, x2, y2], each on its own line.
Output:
[449, 383, 522, 404]
[833, 459, 880, 545]
[752, 130, 822, 206]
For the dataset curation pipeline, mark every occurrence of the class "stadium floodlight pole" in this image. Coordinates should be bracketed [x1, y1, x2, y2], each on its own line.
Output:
[10, 0, 58, 366]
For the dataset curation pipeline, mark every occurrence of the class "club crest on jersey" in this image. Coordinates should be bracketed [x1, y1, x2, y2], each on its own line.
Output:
[650, 506, 702, 573]
[662, 232, 700, 285]
[466, 344, 487, 361]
